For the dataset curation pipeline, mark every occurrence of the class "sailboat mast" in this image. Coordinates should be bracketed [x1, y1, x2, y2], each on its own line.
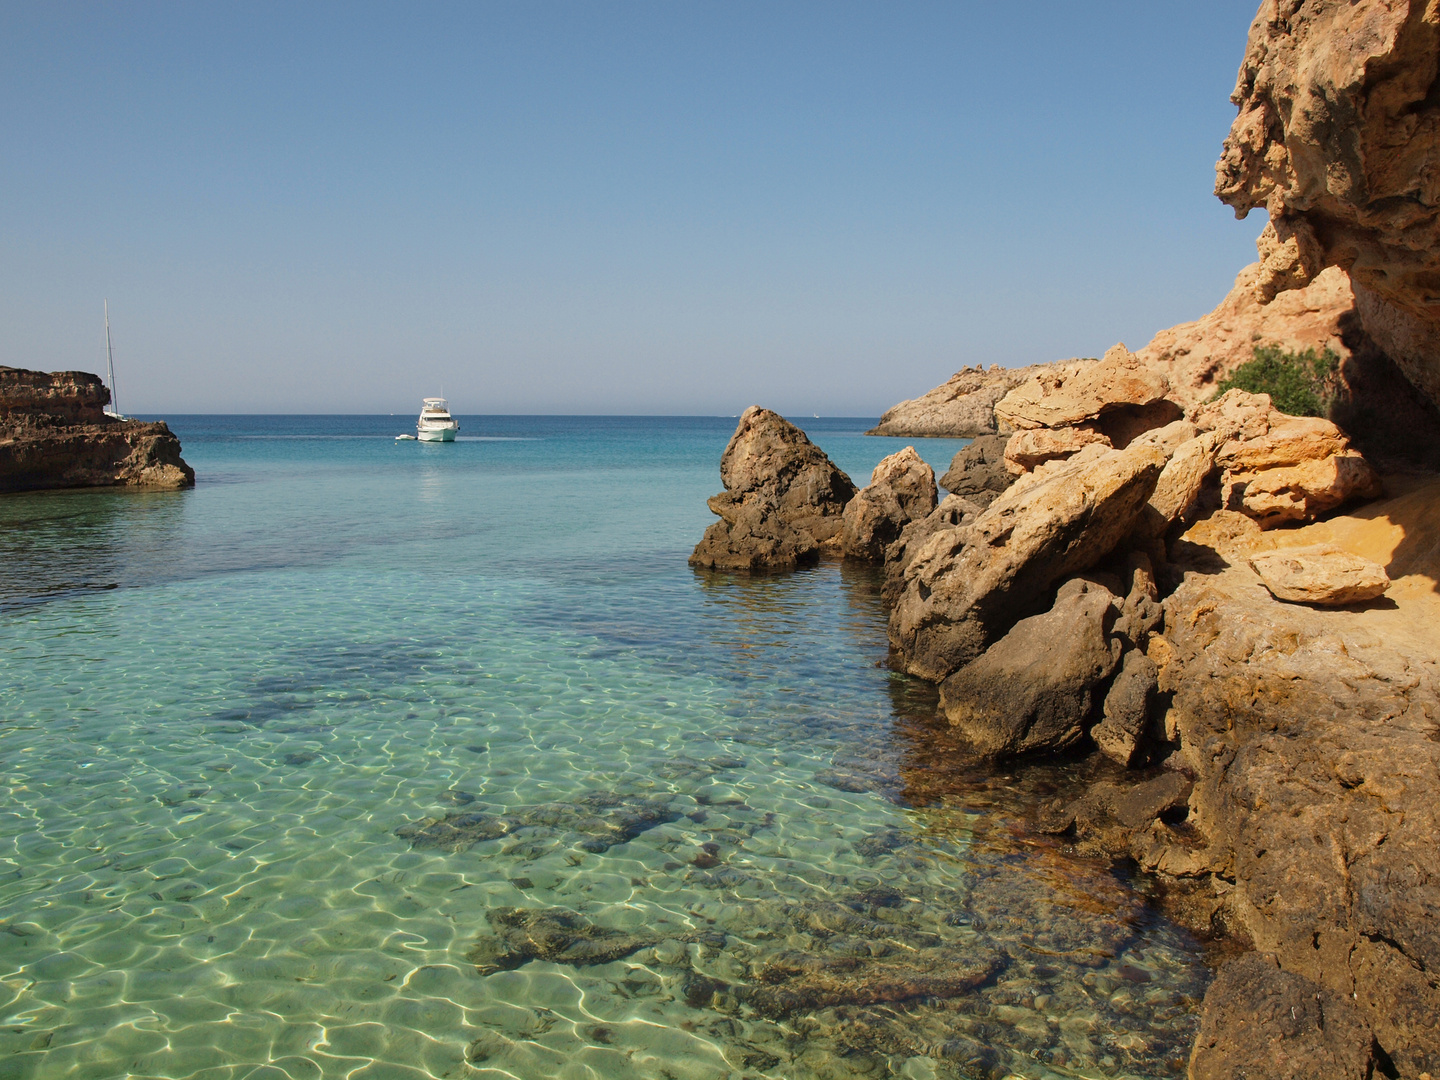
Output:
[104, 299, 118, 416]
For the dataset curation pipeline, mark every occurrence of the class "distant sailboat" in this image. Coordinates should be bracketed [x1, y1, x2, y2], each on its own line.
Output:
[102, 300, 125, 420]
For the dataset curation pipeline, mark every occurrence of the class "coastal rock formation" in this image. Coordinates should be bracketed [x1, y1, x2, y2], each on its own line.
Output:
[1145, 476, 1440, 1076]
[865, 364, 1051, 437]
[879, 493, 984, 607]
[994, 344, 1175, 440]
[1188, 953, 1376, 1080]
[936, 434, 1012, 504]
[1215, 0, 1440, 412]
[1249, 544, 1391, 605]
[840, 446, 937, 561]
[1002, 425, 1110, 473]
[1193, 389, 1384, 527]
[690, 407, 856, 572]
[888, 439, 1166, 681]
[1092, 650, 1160, 768]
[0, 366, 193, 493]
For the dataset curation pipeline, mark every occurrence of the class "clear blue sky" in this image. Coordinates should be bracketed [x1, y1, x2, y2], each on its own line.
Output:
[1, 1, 1266, 414]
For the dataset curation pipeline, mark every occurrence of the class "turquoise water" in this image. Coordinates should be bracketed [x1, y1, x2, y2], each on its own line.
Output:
[0, 417, 1207, 1080]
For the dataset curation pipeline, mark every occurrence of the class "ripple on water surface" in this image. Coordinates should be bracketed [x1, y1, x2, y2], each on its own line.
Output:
[0, 420, 1209, 1080]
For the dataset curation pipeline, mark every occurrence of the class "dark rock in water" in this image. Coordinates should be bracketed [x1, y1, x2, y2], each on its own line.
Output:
[396, 811, 511, 851]
[938, 434, 1013, 506]
[939, 580, 1121, 757]
[157, 785, 209, 807]
[740, 946, 1006, 1018]
[690, 406, 856, 572]
[467, 907, 659, 975]
[1188, 952, 1375, 1080]
[1092, 649, 1159, 768]
[437, 789, 476, 806]
[840, 446, 937, 562]
[395, 791, 682, 855]
[281, 751, 318, 766]
[0, 366, 194, 492]
[889, 439, 1166, 681]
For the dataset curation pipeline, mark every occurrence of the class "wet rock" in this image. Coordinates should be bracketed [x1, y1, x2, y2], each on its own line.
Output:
[1188, 953, 1374, 1080]
[890, 440, 1165, 680]
[937, 433, 1013, 505]
[395, 810, 511, 851]
[939, 580, 1122, 758]
[467, 907, 659, 975]
[868, 364, 1049, 437]
[840, 446, 937, 561]
[741, 946, 1006, 1018]
[1092, 651, 1159, 768]
[1249, 545, 1391, 606]
[691, 406, 856, 572]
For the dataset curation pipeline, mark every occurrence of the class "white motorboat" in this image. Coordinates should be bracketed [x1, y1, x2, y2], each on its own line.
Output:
[416, 397, 458, 442]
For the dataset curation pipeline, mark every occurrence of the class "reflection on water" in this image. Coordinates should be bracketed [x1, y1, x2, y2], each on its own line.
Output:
[0, 417, 1205, 1080]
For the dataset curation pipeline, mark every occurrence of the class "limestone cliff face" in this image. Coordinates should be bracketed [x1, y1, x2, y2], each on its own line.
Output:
[0, 366, 194, 493]
[866, 364, 1052, 438]
[1216, 0, 1440, 410]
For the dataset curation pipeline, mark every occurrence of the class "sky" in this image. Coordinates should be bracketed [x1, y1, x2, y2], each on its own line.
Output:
[0, 1, 1268, 415]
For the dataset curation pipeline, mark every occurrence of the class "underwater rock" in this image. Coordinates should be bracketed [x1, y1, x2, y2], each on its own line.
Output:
[396, 791, 683, 855]
[467, 907, 660, 975]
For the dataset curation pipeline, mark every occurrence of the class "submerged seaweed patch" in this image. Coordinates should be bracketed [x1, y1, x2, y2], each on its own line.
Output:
[395, 790, 684, 854]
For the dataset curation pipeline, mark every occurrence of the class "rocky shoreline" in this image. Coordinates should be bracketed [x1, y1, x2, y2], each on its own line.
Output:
[692, 2, 1440, 1074]
[0, 366, 194, 493]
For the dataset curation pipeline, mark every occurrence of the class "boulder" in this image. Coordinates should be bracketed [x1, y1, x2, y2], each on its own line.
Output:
[888, 439, 1167, 681]
[937, 434, 1013, 505]
[840, 446, 937, 561]
[1192, 390, 1384, 528]
[690, 407, 856, 572]
[939, 579, 1121, 757]
[866, 364, 1049, 437]
[993, 344, 1172, 432]
[1249, 545, 1391, 606]
[1092, 650, 1159, 768]
[879, 493, 983, 607]
[1188, 953, 1375, 1080]
[1002, 426, 1110, 473]
[1215, 0, 1440, 413]
[0, 366, 193, 493]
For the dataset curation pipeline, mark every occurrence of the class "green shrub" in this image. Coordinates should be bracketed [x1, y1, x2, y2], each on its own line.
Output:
[1214, 344, 1340, 417]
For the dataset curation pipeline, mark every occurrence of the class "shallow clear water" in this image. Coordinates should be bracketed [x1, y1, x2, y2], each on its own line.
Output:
[0, 417, 1207, 1080]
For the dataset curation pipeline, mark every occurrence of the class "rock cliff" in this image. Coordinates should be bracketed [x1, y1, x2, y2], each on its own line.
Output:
[1216, 0, 1440, 413]
[865, 364, 1052, 437]
[0, 366, 193, 493]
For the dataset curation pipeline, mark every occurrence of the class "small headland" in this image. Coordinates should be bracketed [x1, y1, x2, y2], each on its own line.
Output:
[0, 366, 194, 493]
[693, 346, 1439, 1074]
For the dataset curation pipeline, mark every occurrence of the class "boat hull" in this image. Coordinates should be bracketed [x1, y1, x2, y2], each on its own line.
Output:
[417, 427, 456, 442]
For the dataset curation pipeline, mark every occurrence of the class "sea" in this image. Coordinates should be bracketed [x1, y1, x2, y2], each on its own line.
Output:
[0, 416, 1209, 1080]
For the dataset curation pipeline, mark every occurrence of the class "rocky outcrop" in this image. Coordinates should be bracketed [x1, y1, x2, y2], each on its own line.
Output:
[840, 447, 937, 561]
[866, 364, 1051, 437]
[879, 493, 985, 607]
[936, 434, 1012, 505]
[994, 344, 1176, 440]
[888, 439, 1167, 681]
[1215, 0, 1440, 414]
[0, 366, 193, 493]
[1193, 389, 1384, 527]
[1188, 953, 1377, 1080]
[1140, 475, 1440, 1077]
[691, 407, 856, 572]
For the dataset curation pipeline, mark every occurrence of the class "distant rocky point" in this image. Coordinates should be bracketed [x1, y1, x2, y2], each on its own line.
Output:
[0, 366, 194, 493]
